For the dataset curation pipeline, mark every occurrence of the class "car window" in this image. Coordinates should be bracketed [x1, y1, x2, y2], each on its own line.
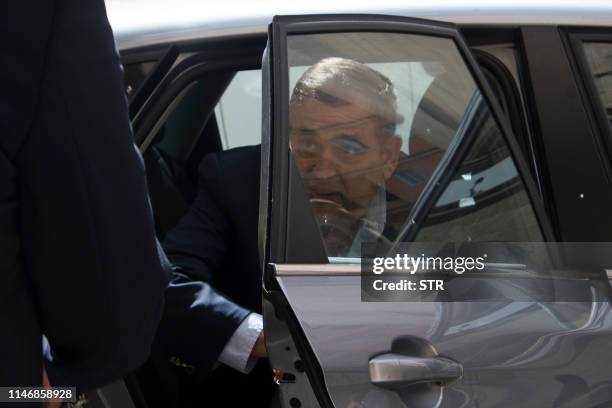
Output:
[153, 80, 211, 162]
[285, 32, 509, 259]
[123, 60, 157, 98]
[413, 95, 544, 243]
[214, 69, 262, 149]
[582, 42, 612, 132]
[142, 71, 235, 237]
[143, 80, 212, 237]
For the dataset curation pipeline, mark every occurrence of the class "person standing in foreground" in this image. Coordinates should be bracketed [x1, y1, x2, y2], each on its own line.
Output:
[0, 0, 169, 391]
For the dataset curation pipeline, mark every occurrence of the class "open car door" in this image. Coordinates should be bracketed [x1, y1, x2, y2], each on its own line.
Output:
[260, 14, 612, 408]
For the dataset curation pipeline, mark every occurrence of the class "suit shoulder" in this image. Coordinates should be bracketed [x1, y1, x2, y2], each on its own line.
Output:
[214, 144, 261, 178]
[195, 144, 261, 201]
[197, 145, 260, 175]
[217, 145, 261, 166]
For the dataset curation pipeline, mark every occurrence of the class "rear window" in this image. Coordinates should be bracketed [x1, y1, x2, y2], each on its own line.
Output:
[214, 69, 262, 149]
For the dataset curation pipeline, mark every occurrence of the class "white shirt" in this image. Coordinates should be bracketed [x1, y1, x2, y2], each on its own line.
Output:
[220, 188, 386, 373]
[218, 312, 263, 374]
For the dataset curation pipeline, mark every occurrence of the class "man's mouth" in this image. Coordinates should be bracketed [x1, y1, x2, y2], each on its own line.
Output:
[308, 191, 365, 215]
[310, 191, 344, 204]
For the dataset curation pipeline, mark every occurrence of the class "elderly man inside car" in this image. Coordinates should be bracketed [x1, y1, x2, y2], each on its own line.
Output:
[157, 57, 404, 407]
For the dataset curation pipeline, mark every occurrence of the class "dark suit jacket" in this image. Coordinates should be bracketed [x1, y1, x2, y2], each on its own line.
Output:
[0, 0, 169, 390]
[158, 144, 413, 406]
[160, 145, 275, 406]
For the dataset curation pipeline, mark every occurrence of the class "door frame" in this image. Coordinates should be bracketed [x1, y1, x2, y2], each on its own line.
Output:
[260, 14, 556, 408]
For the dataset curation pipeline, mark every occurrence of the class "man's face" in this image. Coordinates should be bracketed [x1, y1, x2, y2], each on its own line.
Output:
[289, 97, 401, 218]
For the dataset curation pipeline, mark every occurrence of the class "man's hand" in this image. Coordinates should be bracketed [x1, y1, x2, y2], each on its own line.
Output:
[251, 331, 267, 358]
[43, 367, 62, 408]
[42, 367, 50, 388]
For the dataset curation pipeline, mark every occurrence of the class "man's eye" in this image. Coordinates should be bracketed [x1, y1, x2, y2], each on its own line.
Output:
[303, 140, 318, 150]
[292, 136, 320, 157]
[329, 134, 369, 155]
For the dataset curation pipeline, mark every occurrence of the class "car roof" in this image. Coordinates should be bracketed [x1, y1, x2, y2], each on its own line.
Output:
[107, 0, 612, 51]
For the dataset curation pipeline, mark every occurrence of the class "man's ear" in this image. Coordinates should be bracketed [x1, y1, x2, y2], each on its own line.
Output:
[382, 134, 402, 179]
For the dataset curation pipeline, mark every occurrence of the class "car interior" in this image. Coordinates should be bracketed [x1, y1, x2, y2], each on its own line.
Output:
[119, 28, 537, 407]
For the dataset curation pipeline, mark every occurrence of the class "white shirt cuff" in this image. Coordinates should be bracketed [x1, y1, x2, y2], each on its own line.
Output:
[218, 313, 263, 374]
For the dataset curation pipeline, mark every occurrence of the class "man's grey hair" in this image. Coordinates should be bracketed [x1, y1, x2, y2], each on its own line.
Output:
[290, 57, 403, 133]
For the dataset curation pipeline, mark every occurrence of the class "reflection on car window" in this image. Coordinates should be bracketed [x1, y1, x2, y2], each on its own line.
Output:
[215, 69, 262, 149]
[123, 60, 156, 98]
[413, 95, 543, 243]
[583, 42, 612, 133]
[286, 32, 481, 259]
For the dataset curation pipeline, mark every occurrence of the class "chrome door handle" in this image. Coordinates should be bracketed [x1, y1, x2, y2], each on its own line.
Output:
[369, 353, 462, 388]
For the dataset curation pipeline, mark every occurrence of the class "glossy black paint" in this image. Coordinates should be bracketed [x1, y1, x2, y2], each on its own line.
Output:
[520, 26, 612, 241]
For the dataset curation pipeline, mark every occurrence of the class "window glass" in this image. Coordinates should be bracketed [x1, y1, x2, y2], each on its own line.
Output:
[145, 80, 211, 208]
[214, 69, 262, 149]
[154, 80, 209, 161]
[583, 42, 612, 132]
[143, 80, 209, 238]
[123, 60, 156, 98]
[289, 62, 435, 156]
[286, 32, 479, 258]
[413, 95, 543, 242]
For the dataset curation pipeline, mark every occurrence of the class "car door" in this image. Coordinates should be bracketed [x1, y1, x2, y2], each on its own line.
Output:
[260, 15, 612, 408]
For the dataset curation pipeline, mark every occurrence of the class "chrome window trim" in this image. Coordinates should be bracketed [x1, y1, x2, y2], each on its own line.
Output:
[272, 262, 528, 277]
[274, 263, 362, 276]
[273, 263, 604, 278]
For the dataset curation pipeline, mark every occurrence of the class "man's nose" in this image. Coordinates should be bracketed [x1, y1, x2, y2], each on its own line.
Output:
[310, 146, 339, 180]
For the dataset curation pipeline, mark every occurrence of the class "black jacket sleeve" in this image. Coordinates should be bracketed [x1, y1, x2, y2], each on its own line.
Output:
[4, 0, 169, 390]
[159, 152, 250, 371]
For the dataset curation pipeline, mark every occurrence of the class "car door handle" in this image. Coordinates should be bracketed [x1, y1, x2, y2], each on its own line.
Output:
[369, 353, 462, 388]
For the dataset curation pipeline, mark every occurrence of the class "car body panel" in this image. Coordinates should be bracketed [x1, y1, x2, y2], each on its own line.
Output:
[261, 13, 612, 408]
[276, 274, 612, 407]
[108, 1, 612, 52]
